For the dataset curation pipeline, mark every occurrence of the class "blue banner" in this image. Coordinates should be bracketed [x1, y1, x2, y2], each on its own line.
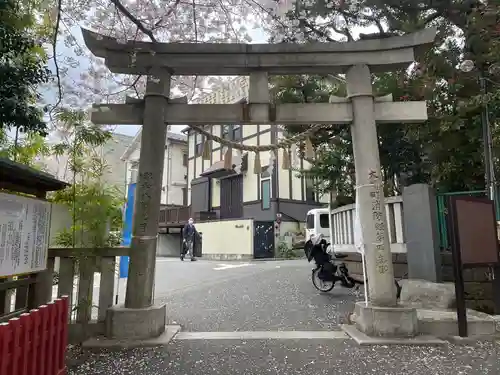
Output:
[120, 183, 136, 278]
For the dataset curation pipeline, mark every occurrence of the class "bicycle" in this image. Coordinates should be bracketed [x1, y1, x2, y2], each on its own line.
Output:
[305, 237, 402, 300]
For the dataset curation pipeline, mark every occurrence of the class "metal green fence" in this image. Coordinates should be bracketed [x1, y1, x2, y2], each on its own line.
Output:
[436, 189, 500, 250]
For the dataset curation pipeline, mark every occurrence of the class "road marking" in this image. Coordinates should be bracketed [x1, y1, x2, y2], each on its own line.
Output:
[213, 263, 254, 271]
[175, 330, 348, 340]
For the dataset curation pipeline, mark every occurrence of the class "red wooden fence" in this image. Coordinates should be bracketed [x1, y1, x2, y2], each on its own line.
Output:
[0, 296, 69, 375]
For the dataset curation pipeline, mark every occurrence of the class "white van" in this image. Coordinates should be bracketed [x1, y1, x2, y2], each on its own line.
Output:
[305, 208, 331, 243]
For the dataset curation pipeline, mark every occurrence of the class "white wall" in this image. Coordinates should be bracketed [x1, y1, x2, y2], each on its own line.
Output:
[124, 139, 187, 205]
[161, 141, 188, 205]
[196, 219, 253, 256]
[49, 203, 72, 247]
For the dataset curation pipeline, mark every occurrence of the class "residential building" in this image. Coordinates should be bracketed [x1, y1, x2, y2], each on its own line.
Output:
[185, 77, 327, 224]
[172, 77, 328, 259]
[121, 129, 188, 206]
[186, 124, 327, 222]
[43, 132, 134, 195]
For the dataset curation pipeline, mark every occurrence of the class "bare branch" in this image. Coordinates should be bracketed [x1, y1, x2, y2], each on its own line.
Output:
[190, 0, 198, 101]
[216, 0, 240, 41]
[375, 19, 385, 34]
[341, 15, 354, 41]
[109, 75, 143, 96]
[49, 0, 64, 117]
[154, 0, 182, 28]
[423, 11, 443, 26]
[300, 19, 337, 42]
[109, 0, 158, 42]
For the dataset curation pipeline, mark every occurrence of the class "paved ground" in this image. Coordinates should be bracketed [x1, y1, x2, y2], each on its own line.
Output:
[67, 258, 500, 375]
[155, 259, 355, 331]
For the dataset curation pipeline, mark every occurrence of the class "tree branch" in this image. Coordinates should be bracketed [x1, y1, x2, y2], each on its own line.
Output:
[49, 0, 64, 117]
[422, 11, 443, 26]
[300, 19, 337, 42]
[154, 0, 182, 28]
[109, 0, 158, 42]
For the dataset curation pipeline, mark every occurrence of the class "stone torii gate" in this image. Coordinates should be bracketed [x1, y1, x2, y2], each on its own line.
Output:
[82, 27, 436, 342]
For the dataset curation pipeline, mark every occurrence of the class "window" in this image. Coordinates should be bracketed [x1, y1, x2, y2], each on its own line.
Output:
[182, 187, 188, 206]
[305, 177, 315, 202]
[260, 169, 272, 210]
[261, 168, 271, 179]
[195, 134, 203, 156]
[221, 125, 242, 141]
[319, 214, 329, 228]
[232, 125, 242, 141]
[261, 180, 271, 210]
[222, 125, 230, 139]
[306, 214, 314, 229]
[182, 153, 188, 166]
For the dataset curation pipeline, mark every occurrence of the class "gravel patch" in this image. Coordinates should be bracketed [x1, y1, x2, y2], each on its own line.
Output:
[67, 339, 500, 375]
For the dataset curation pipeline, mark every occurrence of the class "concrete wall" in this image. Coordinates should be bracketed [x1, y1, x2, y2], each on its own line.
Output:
[49, 203, 72, 272]
[42, 133, 133, 196]
[49, 203, 72, 247]
[195, 219, 254, 260]
[342, 253, 496, 314]
[275, 221, 304, 251]
[157, 231, 182, 257]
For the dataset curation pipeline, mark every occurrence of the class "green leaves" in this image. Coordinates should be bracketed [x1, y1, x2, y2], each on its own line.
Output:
[45, 108, 125, 248]
[272, 0, 500, 196]
[0, 0, 50, 135]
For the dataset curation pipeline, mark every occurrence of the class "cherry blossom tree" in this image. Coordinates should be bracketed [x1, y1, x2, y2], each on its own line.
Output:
[42, 0, 293, 111]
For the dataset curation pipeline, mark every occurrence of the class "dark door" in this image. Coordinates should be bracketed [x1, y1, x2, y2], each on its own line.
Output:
[194, 231, 202, 257]
[220, 175, 243, 219]
[253, 221, 275, 259]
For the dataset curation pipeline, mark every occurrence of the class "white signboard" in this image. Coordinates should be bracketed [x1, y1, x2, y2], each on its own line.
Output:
[0, 192, 51, 278]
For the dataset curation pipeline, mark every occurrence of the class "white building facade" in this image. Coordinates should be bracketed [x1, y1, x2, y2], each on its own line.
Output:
[121, 130, 188, 206]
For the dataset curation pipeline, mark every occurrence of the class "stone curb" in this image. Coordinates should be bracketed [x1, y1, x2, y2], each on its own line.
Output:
[156, 255, 306, 262]
[250, 257, 306, 262]
[492, 315, 500, 332]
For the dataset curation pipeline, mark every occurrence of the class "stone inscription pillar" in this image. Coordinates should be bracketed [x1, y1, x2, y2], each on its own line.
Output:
[346, 64, 397, 307]
[125, 71, 171, 309]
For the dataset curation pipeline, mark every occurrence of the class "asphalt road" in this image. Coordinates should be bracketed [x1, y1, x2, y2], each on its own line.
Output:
[68, 258, 500, 375]
[152, 258, 356, 331]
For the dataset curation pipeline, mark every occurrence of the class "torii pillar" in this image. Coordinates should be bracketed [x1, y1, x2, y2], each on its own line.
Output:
[347, 64, 398, 307]
[106, 71, 172, 340]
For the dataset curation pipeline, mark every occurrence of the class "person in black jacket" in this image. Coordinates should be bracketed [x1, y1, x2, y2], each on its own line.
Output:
[182, 218, 198, 261]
